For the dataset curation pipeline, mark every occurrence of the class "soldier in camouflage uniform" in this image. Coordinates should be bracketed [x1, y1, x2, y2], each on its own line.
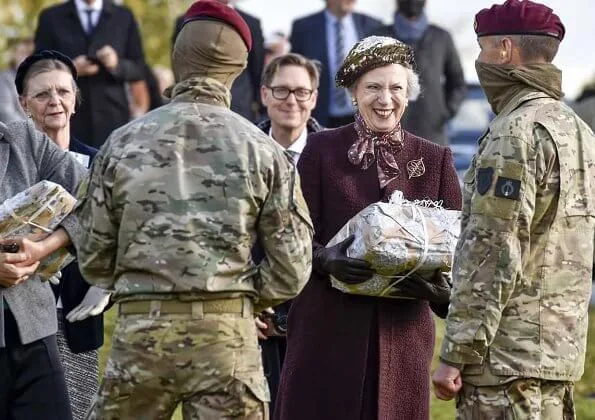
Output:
[432, 1, 595, 419]
[74, 2, 313, 419]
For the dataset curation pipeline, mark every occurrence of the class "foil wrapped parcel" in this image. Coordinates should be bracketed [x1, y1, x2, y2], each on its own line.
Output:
[0, 181, 76, 280]
[328, 191, 460, 298]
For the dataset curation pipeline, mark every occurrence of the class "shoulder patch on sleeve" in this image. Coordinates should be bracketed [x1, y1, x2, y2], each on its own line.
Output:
[476, 167, 494, 195]
[494, 177, 521, 201]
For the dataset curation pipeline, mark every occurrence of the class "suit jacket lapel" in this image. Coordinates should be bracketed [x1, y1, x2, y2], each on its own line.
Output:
[89, 1, 113, 47]
[315, 12, 330, 72]
[64, 0, 88, 39]
[353, 13, 364, 38]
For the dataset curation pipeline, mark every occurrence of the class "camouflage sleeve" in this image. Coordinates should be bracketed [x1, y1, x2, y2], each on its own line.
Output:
[441, 128, 557, 366]
[255, 157, 314, 311]
[73, 145, 120, 289]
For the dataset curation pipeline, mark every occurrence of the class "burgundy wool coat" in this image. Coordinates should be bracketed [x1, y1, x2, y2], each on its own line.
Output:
[273, 124, 462, 420]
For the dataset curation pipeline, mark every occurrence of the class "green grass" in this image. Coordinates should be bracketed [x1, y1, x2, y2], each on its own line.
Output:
[100, 309, 595, 419]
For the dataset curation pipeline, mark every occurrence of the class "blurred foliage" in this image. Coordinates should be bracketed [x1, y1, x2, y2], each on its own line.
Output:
[0, 0, 191, 69]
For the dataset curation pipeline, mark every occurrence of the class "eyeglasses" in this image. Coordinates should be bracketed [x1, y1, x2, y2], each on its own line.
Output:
[267, 86, 314, 102]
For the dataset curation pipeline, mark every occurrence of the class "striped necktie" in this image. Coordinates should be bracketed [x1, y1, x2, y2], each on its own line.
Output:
[286, 150, 300, 165]
[333, 19, 348, 108]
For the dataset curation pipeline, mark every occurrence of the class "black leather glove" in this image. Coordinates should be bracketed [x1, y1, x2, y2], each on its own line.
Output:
[313, 235, 375, 284]
[397, 270, 452, 304]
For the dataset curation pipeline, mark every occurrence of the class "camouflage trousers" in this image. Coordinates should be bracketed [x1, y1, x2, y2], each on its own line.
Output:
[456, 379, 575, 420]
[86, 307, 269, 420]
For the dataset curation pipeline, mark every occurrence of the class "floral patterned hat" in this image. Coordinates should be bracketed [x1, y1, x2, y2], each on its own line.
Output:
[335, 36, 415, 89]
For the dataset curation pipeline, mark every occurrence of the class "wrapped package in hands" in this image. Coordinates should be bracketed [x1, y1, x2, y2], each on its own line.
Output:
[328, 191, 460, 298]
[0, 181, 76, 281]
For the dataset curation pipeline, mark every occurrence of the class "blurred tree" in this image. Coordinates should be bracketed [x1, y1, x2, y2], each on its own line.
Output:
[0, 0, 190, 69]
[123, 0, 189, 66]
[0, 0, 54, 67]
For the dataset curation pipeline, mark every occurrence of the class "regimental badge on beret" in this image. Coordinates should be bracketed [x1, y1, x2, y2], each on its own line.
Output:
[335, 36, 415, 89]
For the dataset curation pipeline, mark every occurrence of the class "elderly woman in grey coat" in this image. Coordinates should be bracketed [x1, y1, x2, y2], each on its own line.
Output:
[0, 116, 86, 419]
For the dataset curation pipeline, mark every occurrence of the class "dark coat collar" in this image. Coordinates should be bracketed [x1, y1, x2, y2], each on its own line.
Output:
[69, 136, 98, 160]
[256, 117, 324, 135]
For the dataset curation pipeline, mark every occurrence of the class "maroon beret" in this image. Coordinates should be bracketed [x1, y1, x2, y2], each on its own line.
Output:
[474, 0, 565, 41]
[182, 0, 252, 51]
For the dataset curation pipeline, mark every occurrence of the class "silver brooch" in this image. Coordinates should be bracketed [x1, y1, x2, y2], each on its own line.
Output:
[406, 157, 425, 179]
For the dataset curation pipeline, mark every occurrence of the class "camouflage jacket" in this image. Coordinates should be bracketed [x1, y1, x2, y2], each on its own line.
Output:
[441, 90, 595, 384]
[74, 77, 314, 311]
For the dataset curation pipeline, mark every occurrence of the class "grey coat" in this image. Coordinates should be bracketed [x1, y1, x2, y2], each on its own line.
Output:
[0, 120, 86, 347]
[0, 69, 26, 124]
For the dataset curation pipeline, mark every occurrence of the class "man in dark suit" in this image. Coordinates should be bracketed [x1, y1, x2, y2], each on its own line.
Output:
[35, 0, 146, 148]
[172, 0, 265, 122]
[289, 0, 381, 127]
[367, 0, 466, 145]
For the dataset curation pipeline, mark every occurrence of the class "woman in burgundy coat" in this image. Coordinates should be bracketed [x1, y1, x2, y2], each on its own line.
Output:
[274, 37, 462, 420]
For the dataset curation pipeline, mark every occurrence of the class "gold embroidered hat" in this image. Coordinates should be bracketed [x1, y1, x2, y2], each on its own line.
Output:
[335, 36, 415, 89]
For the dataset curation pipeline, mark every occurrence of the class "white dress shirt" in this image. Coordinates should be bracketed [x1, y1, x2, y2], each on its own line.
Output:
[269, 127, 308, 164]
[74, 0, 103, 33]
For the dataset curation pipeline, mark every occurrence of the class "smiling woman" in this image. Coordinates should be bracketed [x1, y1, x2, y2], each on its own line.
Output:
[273, 36, 462, 420]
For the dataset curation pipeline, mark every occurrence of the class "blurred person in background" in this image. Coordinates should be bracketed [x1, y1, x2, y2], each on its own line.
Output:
[127, 78, 150, 119]
[16, 50, 110, 420]
[274, 36, 461, 420]
[0, 38, 34, 123]
[572, 79, 595, 130]
[153, 65, 174, 104]
[433, 1, 595, 418]
[255, 52, 322, 416]
[172, 0, 265, 122]
[368, 0, 466, 145]
[142, 63, 165, 111]
[264, 31, 291, 66]
[290, 0, 380, 128]
[128, 63, 166, 116]
[35, 0, 146, 148]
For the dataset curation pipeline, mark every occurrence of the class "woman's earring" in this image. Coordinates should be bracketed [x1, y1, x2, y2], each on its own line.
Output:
[27, 114, 32, 119]
[351, 98, 358, 108]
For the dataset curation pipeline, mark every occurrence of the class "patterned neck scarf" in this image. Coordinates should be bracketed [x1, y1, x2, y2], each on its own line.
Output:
[348, 111, 404, 188]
